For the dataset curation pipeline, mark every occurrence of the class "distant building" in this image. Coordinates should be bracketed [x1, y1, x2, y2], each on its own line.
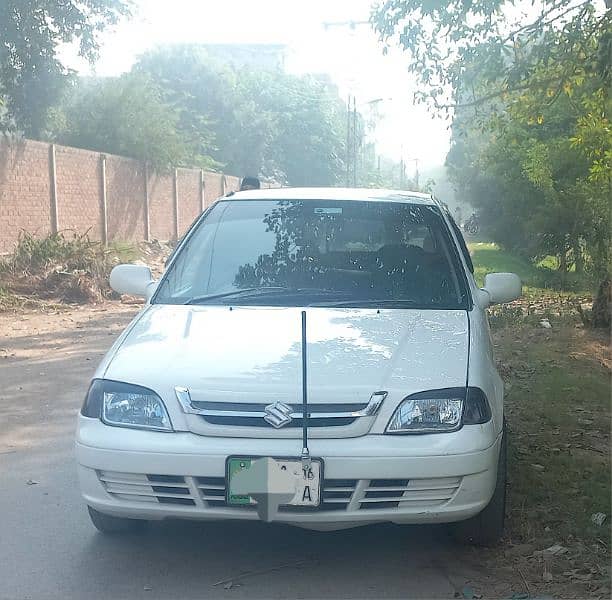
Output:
[202, 44, 287, 71]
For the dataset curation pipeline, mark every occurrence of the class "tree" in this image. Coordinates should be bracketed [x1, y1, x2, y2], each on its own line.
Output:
[0, 0, 130, 136]
[373, 0, 611, 290]
[240, 71, 347, 186]
[445, 33, 610, 278]
[372, 0, 610, 111]
[54, 73, 206, 170]
[135, 46, 239, 170]
[135, 46, 350, 185]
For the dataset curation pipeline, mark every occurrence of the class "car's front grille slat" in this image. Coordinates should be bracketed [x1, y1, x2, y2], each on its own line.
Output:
[357, 477, 461, 510]
[326, 479, 358, 488]
[202, 416, 356, 428]
[98, 471, 196, 506]
[361, 495, 408, 503]
[399, 489, 459, 501]
[190, 401, 369, 414]
[405, 477, 461, 491]
[360, 501, 399, 510]
[197, 484, 224, 491]
[196, 477, 225, 486]
[98, 472, 462, 513]
[323, 490, 353, 499]
[370, 479, 410, 488]
[104, 484, 192, 500]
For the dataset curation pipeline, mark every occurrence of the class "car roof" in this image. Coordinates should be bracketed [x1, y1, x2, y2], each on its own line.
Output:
[224, 187, 436, 205]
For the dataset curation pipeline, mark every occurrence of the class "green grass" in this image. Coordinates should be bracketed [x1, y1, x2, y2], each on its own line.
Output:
[108, 240, 140, 263]
[472, 242, 610, 593]
[476, 239, 612, 593]
[470, 242, 594, 329]
[495, 325, 610, 583]
[469, 242, 594, 296]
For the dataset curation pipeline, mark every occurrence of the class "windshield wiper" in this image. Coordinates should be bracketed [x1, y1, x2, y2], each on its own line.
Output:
[184, 286, 344, 305]
[184, 287, 290, 305]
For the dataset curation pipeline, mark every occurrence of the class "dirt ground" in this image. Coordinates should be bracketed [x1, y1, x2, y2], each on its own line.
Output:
[0, 300, 609, 599]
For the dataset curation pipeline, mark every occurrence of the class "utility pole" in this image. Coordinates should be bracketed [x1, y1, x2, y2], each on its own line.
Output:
[352, 96, 358, 187]
[345, 96, 390, 187]
[345, 95, 351, 187]
[322, 19, 384, 188]
[405, 158, 419, 189]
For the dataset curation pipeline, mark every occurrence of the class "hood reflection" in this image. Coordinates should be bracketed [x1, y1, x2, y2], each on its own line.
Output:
[107, 305, 469, 403]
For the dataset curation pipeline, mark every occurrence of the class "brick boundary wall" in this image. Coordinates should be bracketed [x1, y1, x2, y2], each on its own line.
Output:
[0, 138, 251, 253]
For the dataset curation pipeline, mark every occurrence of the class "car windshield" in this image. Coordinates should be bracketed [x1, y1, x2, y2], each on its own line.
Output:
[153, 199, 470, 308]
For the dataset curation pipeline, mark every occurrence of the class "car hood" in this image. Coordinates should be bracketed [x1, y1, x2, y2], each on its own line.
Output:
[104, 305, 469, 406]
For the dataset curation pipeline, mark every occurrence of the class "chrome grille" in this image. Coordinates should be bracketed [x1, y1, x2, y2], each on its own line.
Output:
[196, 477, 460, 511]
[201, 415, 357, 428]
[174, 388, 387, 430]
[195, 477, 357, 512]
[191, 402, 367, 428]
[99, 472, 461, 512]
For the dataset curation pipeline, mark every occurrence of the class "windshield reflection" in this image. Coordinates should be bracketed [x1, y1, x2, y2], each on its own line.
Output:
[156, 199, 469, 308]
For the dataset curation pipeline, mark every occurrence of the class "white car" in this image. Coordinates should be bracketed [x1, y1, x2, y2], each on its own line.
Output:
[76, 188, 521, 545]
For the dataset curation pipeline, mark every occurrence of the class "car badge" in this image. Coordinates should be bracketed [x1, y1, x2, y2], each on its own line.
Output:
[264, 401, 293, 428]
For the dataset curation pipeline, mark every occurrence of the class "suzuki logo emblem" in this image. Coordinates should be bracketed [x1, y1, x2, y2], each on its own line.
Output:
[264, 402, 293, 428]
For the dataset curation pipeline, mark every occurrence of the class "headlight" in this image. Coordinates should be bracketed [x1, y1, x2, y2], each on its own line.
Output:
[385, 387, 491, 434]
[81, 379, 173, 432]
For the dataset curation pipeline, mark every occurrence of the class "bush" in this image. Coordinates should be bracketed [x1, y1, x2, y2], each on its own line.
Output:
[0, 231, 133, 303]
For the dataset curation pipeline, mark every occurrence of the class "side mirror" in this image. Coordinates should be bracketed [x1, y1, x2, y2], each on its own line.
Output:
[110, 264, 157, 299]
[479, 272, 522, 307]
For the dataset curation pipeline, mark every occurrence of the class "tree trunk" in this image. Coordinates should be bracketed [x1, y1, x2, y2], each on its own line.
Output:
[591, 278, 611, 329]
[558, 252, 568, 287]
[573, 241, 584, 274]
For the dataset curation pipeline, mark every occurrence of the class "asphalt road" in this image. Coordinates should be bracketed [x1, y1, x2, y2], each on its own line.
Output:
[0, 305, 497, 600]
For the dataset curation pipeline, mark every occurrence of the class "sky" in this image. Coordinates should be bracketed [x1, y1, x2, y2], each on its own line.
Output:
[62, 0, 453, 171]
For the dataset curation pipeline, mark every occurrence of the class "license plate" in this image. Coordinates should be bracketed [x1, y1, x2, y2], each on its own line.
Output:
[226, 457, 322, 507]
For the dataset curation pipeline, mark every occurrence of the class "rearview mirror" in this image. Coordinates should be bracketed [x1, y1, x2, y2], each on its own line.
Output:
[479, 273, 522, 306]
[110, 264, 157, 299]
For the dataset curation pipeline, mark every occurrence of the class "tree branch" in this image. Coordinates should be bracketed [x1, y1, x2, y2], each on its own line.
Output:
[438, 76, 562, 110]
[499, 0, 587, 45]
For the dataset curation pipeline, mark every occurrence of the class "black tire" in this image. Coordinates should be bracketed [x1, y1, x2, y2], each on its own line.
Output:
[87, 506, 148, 534]
[449, 424, 507, 546]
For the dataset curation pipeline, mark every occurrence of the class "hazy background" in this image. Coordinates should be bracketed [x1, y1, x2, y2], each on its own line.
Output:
[59, 0, 452, 182]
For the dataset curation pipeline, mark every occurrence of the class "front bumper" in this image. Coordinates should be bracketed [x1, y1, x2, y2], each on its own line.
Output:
[76, 417, 501, 530]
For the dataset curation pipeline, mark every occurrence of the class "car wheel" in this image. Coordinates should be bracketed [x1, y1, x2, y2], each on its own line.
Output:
[87, 506, 148, 534]
[449, 423, 507, 546]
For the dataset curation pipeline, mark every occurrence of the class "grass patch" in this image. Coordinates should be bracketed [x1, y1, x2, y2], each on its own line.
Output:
[494, 325, 610, 592]
[472, 242, 609, 595]
[470, 242, 595, 329]
[469, 242, 594, 295]
[109, 240, 140, 263]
